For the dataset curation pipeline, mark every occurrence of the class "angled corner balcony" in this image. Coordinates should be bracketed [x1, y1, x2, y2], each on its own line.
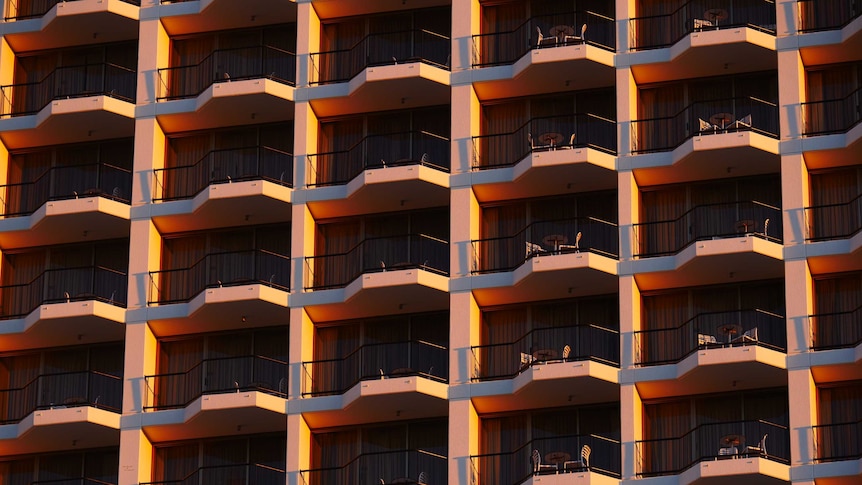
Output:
[470, 113, 617, 200]
[637, 419, 789, 481]
[0, 62, 136, 147]
[470, 324, 619, 412]
[0, 448, 118, 484]
[0, 266, 127, 346]
[301, 448, 447, 485]
[632, 201, 783, 287]
[0, 161, 132, 248]
[305, 131, 449, 217]
[633, 309, 786, 395]
[155, 45, 296, 131]
[470, 10, 615, 99]
[811, 305, 862, 353]
[147, 249, 290, 332]
[471, 434, 621, 485]
[801, 86, 862, 153]
[303, 234, 449, 319]
[142, 463, 285, 485]
[814, 419, 862, 465]
[0, 369, 122, 454]
[151, 145, 293, 232]
[804, 192, 862, 257]
[628, 0, 776, 82]
[308, 29, 450, 115]
[631, 96, 779, 179]
[1, 0, 139, 52]
[470, 217, 619, 304]
[301, 340, 448, 426]
[143, 355, 287, 429]
[797, 0, 862, 65]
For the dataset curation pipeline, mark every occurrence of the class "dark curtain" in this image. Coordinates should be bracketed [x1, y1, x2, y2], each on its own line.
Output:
[810, 167, 862, 239]
[813, 273, 862, 349]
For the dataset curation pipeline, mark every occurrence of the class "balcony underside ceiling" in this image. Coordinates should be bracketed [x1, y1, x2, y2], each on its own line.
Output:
[0, 302, 125, 351]
[474, 56, 615, 101]
[0, 199, 131, 249]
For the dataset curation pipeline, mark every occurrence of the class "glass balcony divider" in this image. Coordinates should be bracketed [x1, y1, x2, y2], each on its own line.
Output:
[304, 234, 449, 290]
[0, 63, 136, 117]
[631, 96, 778, 154]
[471, 323, 619, 381]
[309, 29, 450, 85]
[157, 45, 296, 100]
[306, 130, 450, 187]
[1, 162, 132, 216]
[471, 216, 619, 274]
[148, 249, 290, 304]
[634, 308, 786, 366]
[302, 339, 448, 396]
[636, 419, 789, 477]
[0, 369, 122, 423]
[633, 200, 782, 258]
[471, 113, 617, 170]
[0, 266, 128, 319]
[144, 354, 288, 410]
[153, 145, 293, 201]
[629, 0, 776, 51]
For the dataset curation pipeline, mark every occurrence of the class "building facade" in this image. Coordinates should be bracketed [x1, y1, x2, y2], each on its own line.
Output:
[0, 0, 859, 484]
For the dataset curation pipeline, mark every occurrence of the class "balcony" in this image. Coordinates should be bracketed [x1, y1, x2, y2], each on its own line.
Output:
[146, 249, 289, 335]
[308, 29, 450, 116]
[631, 201, 783, 289]
[0, 162, 132, 248]
[801, 86, 862, 149]
[797, 0, 862, 66]
[155, 46, 295, 132]
[142, 463, 285, 485]
[637, 419, 789, 479]
[805, 192, 862, 259]
[628, 0, 776, 83]
[471, 434, 621, 485]
[0, 370, 122, 455]
[300, 340, 448, 428]
[811, 305, 862, 352]
[305, 131, 449, 218]
[0, 63, 136, 148]
[814, 420, 862, 463]
[470, 11, 615, 99]
[301, 449, 447, 485]
[799, 0, 862, 33]
[1, 0, 139, 53]
[0, 266, 127, 347]
[144, 354, 287, 411]
[151, 145, 292, 232]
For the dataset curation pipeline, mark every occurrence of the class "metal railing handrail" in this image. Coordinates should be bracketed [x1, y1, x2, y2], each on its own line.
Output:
[160, 44, 295, 73]
[801, 85, 862, 136]
[1, 62, 135, 90]
[5, 0, 139, 20]
[633, 95, 777, 126]
[633, 200, 779, 232]
[300, 448, 446, 476]
[311, 28, 450, 57]
[140, 461, 286, 485]
[810, 303, 862, 350]
[148, 248, 288, 280]
[634, 308, 783, 335]
[797, 0, 862, 32]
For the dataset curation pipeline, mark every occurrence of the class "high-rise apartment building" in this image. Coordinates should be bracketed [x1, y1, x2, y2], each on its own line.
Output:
[0, 0, 859, 484]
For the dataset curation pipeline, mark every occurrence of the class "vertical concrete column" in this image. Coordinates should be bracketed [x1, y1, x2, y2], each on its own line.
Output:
[450, 0, 480, 72]
[118, 428, 154, 485]
[448, 398, 479, 485]
[615, 68, 638, 159]
[784, 244, 813, 355]
[616, 0, 636, 53]
[787, 368, 817, 466]
[777, 48, 805, 143]
[136, 18, 170, 106]
[620, 383, 643, 480]
[618, 170, 639, 265]
[295, 1, 320, 87]
[287, 413, 311, 485]
[449, 290, 480, 385]
[288, 307, 314, 399]
[619, 275, 641, 369]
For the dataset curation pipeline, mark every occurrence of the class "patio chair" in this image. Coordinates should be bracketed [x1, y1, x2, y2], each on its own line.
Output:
[698, 333, 718, 346]
[558, 133, 576, 149]
[526, 241, 546, 257]
[559, 231, 581, 252]
[693, 18, 713, 30]
[744, 434, 767, 457]
[698, 118, 718, 133]
[730, 114, 752, 130]
[563, 444, 591, 471]
[564, 23, 588, 44]
[536, 26, 557, 47]
[417, 471, 428, 484]
[532, 449, 557, 475]
[718, 445, 738, 456]
[734, 327, 759, 343]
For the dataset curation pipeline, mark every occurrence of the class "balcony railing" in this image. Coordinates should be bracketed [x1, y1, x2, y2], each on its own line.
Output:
[814, 419, 862, 462]
[471, 216, 619, 274]
[304, 233, 449, 290]
[301, 449, 446, 485]
[471, 323, 619, 381]
[0, 266, 127, 320]
[632, 200, 782, 258]
[634, 309, 786, 366]
[471, 433, 621, 484]
[0, 369, 121, 424]
[798, 0, 862, 32]
[306, 130, 450, 187]
[4, 0, 140, 20]
[801, 86, 862, 136]
[144, 355, 287, 410]
[157, 45, 296, 101]
[631, 96, 779, 153]
[629, 0, 776, 50]
[805, 192, 862, 241]
[471, 10, 615, 67]
[141, 462, 285, 485]
[31, 478, 117, 485]
[148, 249, 290, 305]
[302, 339, 448, 396]
[0, 63, 136, 117]
[810, 304, 862, 351]
[636, 419, 789, 477]
[1, 162, 132, 216]
[153, 146, 293, 201]
[471, 113, 616, 170]
[309, 29, 450, 85]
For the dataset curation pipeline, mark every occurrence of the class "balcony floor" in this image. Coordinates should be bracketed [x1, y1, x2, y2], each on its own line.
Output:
[0, 197, 130, 249]
[0, 300, 126, 351]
